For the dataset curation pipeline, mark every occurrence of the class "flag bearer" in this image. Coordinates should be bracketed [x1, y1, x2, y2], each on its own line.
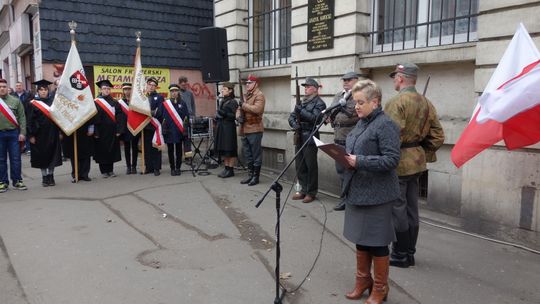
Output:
[27, 80, 62, 186]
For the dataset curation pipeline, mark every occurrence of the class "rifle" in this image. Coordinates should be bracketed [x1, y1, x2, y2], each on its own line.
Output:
[293, 67, 302, 146]
[237, 74, 246, 129]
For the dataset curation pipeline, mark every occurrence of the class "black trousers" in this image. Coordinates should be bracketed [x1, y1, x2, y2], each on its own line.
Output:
[70, 157, 90, 179]
[167, 142, 183, 169]
[295, 144, 319, 196]
[143, 129, 162, 171]
[124, 137, 139, 168]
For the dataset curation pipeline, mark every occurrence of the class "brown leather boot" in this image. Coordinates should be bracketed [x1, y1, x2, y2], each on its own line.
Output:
[365, 255, 389, 304]
[345, 250, 373, 300]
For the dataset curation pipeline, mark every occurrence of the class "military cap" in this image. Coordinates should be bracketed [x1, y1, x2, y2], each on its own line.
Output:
[96, 80, 113, 88]
[341, 72, 359, 80]
[221, 82, 235, 89]
[168, 84, 180, 90]
[301, 78, 320, 88]
[146, 77, 159, 85]
[32, 79, 53, 89]
[389, 63, 419, 78]
[245, 74, 259, 83]
[121, 82, 132, 89]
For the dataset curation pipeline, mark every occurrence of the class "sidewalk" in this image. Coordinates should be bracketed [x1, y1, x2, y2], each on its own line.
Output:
[0, 158, 538, 303]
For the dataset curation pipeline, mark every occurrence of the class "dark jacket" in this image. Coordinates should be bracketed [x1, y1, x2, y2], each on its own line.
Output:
[342, 107, 401, 206]
[93, 95, 124, 164]
[158, 97, 189, 144]
[215, 96, 238, 154]
[144, 92, 165, 130]
[288, 94, 327, 145]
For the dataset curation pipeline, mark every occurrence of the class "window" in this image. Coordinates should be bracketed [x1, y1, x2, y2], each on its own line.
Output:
[247, 0, 291, 67]
[370, 0, 478, 53]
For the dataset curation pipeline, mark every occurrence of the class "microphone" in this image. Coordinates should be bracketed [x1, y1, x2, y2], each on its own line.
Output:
[321, 91, 350, 114]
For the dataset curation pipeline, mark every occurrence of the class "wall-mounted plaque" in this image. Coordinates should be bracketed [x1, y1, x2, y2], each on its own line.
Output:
[307, 0, 334, 51]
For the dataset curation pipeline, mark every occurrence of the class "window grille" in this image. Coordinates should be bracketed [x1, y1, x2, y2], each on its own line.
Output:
[246, 0, 291, 67]
[370, 0, 479, 53]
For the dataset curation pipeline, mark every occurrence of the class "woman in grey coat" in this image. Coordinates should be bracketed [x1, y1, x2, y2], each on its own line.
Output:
[342, 80, 400, 304]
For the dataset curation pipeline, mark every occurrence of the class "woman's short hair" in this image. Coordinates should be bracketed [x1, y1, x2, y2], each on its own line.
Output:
[351, 79, 382, 103]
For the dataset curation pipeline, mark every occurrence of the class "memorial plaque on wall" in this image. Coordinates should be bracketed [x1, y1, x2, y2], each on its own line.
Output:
[307, 0, 334, 51]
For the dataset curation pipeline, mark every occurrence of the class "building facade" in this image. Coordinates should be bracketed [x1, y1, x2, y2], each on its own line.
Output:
[0, 0, 217, 115]
[215, 0, 540, 234]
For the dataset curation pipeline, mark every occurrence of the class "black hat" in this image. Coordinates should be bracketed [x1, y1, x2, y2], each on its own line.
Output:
[389, 63, 419, 78]
[121, 83, 132, 89]
[32, 79, 53, 89]
[96, 80, 113, 88]
[341, 72, 359, 80]
[147, 77, 159, 85]
[168, 84, 180, 90]
[301, 78, 320, 88]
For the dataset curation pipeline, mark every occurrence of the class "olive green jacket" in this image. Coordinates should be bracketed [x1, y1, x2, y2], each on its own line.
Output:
[0, 94, 26, 135]
[384, 87, 444, 176]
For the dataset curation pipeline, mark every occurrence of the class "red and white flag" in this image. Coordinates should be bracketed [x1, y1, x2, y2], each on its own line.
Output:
[129, 44, 151, 116]
[126, 43, 151, 135]
[50, 41, 96, 135]
[451, 23, 540, 167]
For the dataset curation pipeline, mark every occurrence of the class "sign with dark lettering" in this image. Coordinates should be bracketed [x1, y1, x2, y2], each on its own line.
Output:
[307, 0, 334, 51]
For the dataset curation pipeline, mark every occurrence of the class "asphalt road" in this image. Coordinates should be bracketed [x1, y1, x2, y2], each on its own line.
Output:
[0, 155, 539, 304]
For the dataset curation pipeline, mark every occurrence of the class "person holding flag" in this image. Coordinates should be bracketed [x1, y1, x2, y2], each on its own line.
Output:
[27, 79, 63, 187]
[384, 63, 445, 268]
[50, 21, 97, 183]
[157, 84, 189, 176]
[93, 80, 125, 178]
[117, 82, 140, 175]
[0, 78, 27, 192]
[141, 77, 164, 176]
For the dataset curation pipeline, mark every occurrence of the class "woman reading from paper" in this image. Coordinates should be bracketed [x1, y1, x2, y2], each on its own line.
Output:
[341, 80, 400, 304]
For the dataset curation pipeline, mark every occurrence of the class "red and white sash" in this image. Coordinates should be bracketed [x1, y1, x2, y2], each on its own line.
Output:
[30, 100, 52, 119]
[149, 117, 165, 150]
[163, 99, 185, 133]
[0, 98, 19, 127]
[95, 98, 116, 122]
[117, 99, 129, 116]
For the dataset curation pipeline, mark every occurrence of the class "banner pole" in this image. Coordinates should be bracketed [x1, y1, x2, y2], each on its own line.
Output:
[141, 130, 146, 174]
[74, 131, 79, 182]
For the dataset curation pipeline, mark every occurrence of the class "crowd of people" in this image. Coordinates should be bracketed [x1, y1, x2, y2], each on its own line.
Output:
[0, 62, 445, 304]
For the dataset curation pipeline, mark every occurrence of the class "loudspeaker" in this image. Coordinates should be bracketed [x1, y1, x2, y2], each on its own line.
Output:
[199, 27, 229, 83]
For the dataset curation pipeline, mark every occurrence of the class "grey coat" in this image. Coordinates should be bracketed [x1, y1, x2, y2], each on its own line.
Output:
[342, 107, 401, 206]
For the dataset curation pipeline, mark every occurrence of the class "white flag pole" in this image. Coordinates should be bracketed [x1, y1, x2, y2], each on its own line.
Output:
[69, 21, 80, 183]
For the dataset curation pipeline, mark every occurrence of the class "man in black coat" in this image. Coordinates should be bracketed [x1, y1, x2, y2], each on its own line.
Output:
[142, 77, 164, 176]
[288, 78, 327, 203]
[93, 80, 125, 177]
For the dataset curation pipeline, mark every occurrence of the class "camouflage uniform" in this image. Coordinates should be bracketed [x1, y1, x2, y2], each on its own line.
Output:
[384, 86, 444, 266]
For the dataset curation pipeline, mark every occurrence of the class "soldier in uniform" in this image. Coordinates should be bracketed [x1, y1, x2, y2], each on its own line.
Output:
[328, 72, 362, 211]
[93, 80, 125, 178]
[238, 75, 265, 186]
[26, 80, 62, 186]
[142, 77, 164, 176]
[288, 78, 327, 203]
[384, 63, 445, 268]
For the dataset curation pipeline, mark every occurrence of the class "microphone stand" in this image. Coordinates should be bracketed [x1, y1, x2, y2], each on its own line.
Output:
[255, 110, 333, 304]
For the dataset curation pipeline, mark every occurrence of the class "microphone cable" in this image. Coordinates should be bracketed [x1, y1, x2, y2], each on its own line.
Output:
[276, 109, 329, 294]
